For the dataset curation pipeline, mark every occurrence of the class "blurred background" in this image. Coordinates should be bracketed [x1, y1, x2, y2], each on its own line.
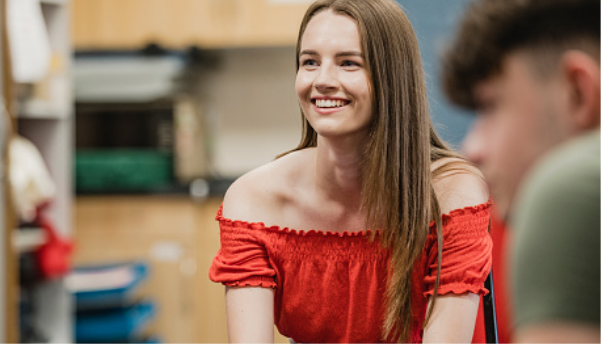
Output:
[0, 0, 481, 343]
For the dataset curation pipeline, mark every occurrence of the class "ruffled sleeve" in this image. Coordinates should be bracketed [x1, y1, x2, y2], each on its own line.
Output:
[209, 207, 277, 288]
[423, 201, 493, 296]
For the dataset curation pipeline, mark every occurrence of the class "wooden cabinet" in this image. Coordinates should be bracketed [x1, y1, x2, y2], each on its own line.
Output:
[217, 0, 310, 47]
[73, 196, 290, 343]
[73, 196, 222, 343]
[72, 0, 311, 50]
[72, 0, 214, 49]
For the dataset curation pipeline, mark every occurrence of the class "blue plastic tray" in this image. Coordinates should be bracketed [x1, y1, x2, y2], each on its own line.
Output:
[69, 261, 149, 309]
[75, 300, 156, 343]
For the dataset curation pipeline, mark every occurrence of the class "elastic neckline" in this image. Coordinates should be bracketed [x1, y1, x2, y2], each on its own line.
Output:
[216, 199, 492, 238]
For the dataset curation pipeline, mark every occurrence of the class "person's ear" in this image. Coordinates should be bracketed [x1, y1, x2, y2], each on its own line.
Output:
[560, 50, 600, 130]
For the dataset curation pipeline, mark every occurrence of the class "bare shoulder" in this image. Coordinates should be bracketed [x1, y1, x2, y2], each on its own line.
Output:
[221, 149, 312, 222]
[431, 157, 489, 215]
[221, 165, 276, 222]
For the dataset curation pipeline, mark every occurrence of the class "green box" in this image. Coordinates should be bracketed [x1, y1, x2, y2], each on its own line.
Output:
[75, 149, 174, 192]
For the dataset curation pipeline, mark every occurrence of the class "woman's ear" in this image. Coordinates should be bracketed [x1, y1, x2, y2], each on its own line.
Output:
[560, 50, 600, 130]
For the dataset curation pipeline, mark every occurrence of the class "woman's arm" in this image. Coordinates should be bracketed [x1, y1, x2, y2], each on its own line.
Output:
[422, 293, 481, 343]
[225, 286, 275, 343]
[424, 159, 489, 342]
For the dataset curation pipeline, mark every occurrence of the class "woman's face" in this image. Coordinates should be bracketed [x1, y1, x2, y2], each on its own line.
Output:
[295, 10, 373, 143]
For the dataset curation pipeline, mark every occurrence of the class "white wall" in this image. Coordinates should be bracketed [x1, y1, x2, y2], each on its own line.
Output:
[197, 46, 302, 178]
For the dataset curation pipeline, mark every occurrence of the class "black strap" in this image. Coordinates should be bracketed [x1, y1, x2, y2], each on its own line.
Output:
[483, 270, 499, 343]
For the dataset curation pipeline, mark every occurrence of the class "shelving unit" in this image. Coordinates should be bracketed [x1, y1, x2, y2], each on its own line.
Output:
[0, 0, 18, 343]
[1, 1, 12, 342]
[10, 0, 73, 342]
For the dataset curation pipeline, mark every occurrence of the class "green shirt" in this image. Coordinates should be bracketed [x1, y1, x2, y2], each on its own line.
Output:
[511, 130, 600, 329]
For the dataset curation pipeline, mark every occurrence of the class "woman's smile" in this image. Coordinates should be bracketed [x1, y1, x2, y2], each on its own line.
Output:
[311, 97, 352, 114]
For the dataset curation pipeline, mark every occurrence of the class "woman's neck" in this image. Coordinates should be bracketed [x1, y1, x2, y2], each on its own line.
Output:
[312, 136, 366, 208]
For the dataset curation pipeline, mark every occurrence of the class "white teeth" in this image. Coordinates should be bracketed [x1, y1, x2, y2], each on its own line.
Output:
[316, 99, 347, 108]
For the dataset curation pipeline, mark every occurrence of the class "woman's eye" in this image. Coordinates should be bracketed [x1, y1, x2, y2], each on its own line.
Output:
[341, 60, 360, 68]
[301, 59, 318, 66]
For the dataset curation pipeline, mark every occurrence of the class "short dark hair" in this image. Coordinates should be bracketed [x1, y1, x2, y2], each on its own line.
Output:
[442, 0, 600, 109]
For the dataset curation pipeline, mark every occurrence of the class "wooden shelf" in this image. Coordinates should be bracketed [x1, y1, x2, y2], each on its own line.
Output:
[18, 99, 66, 119]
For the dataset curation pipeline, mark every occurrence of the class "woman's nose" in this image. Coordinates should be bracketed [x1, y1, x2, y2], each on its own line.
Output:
[313, 65, 338, 92]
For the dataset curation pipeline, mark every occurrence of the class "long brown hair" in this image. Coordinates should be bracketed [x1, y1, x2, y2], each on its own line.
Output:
[283, 0, 465, 341]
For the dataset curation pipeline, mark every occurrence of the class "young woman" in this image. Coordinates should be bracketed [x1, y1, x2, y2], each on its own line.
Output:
[210, 0, 492, 342]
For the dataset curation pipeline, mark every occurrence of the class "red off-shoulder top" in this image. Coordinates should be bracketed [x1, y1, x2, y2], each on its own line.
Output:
[209, 201, 493, 343]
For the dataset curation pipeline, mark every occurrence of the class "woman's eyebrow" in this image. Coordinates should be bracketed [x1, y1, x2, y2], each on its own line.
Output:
[336, 51, 363, 58]
[299, 50, 363, 58]
[299, 49, 318, 56]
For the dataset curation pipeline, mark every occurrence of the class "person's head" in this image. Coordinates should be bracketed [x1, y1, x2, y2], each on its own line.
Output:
[295, 9, 373, 146]
[442, 0, 600, 219]
[293, 0, 432, 162]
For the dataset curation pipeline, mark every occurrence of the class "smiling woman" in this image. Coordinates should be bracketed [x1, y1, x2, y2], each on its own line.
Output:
[209, 0, 492, 343]
[295, 10, 372, 142]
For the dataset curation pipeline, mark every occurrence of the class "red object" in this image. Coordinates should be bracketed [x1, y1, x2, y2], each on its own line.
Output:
[37, 216, 73, 279]
[210, 201, 493, 343]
